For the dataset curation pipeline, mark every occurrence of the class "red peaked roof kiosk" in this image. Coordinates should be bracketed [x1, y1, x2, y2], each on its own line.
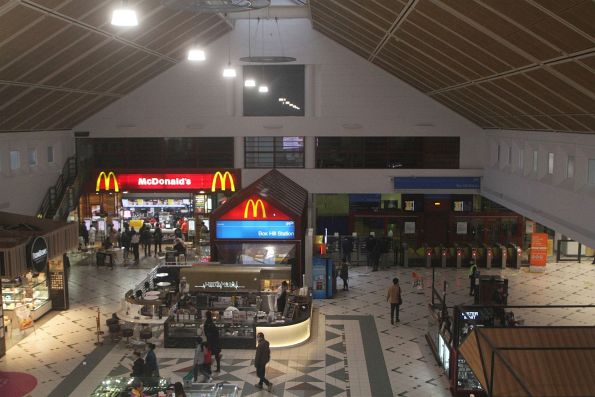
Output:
[210, 170, 308, 286]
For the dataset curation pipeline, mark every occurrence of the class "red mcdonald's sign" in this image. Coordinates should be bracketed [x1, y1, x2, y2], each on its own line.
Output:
[96, 171, 119, 192]
[93, 170, 238, 192]
[220, 196, 291, 221]
[244, 199, 267, 219]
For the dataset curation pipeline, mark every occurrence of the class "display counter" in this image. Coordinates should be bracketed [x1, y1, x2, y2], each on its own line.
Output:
[91, 376, 239, 397]
[163, 291, 312, 349]
[2, 278, 51, 321]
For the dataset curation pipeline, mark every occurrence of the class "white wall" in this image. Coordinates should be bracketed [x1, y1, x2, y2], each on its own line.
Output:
[482, 130, 595, 248]
[0, 131, 74, 216]
[75, 18, 485, 170]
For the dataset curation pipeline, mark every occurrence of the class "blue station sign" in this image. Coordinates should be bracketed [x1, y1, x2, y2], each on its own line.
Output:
[216, 220, 296, 239]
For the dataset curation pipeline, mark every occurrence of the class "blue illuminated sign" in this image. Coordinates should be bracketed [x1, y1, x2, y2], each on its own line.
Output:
[394, 177, 480, 190]
[216, 220, 296, 239]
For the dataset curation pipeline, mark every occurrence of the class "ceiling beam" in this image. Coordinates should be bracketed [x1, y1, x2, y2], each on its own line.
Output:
[368, 0, 418, 62]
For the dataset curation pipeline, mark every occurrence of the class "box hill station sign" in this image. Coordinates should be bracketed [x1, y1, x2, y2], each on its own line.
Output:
[95, 171, 238, 192]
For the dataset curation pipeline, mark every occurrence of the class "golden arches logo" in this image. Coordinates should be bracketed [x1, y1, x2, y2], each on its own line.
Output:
[244, 199, 266, 219]
[211, 171, 236, 192]
[96, 171, 119, 192]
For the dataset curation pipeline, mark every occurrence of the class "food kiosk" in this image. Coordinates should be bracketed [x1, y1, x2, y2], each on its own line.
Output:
[210, 169, 308, 287]
[0, 212, 78, 356]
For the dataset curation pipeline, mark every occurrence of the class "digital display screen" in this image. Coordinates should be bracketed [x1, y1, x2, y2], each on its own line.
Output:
[216, 220, 295, 239]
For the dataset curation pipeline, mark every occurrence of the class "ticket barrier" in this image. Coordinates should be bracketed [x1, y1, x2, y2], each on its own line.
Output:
[494, 244, 507, 268]
[425, 246, 433, 268]
[455, 245, 463, 268]
[441, 247, 448, 268]
[486, 246, 493, 269]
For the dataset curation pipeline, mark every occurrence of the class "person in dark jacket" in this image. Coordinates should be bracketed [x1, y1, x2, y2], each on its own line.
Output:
[366, 234, 378, 270]
[121, 225, 132, 263]
[203, 311, 222, 372]
[79, 223, 89, 247]
[140, 224, 152, 257]
[144, 343, 159, 377]
[254, 332, 272, 391]
[276, 281, 288, 314]
[130, 351, 145, 377]
[341, 237, 353, 263]
[340, 262, 349, 291]
[153, 224, 163, 256]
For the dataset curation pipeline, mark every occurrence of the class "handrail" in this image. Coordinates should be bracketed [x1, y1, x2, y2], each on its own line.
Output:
[37, 156, 78, 219]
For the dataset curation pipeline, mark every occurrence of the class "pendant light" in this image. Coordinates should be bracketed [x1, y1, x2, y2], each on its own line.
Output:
[187, 13, 206, 61]
[222, 18, 236, 78]
[256, 19, 268, 94]
[111, 0, 138, 27]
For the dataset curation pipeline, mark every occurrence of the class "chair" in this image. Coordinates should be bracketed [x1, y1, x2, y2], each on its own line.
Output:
[108, 323, 121, 342]
[122, 327, 134, 346]
[140, 327, 152, 343]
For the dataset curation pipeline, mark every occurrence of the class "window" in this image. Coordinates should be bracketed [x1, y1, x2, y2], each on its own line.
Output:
[548, 152, 554, 175]
[567, 156, 574, 179]
[588, 159, 595, 186]
[28, 148, 37, 166]
[47, 146, 54, 163]
[532, 150, 538, 173]
[245, 137, 305, 168]
[10, 150, 20, 171]
[243, 65, 305, 117]
[316, 137, 460, 169]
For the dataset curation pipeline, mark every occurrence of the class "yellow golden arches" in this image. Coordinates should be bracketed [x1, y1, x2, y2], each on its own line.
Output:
[244, 199, 266, 219]
[211, 171, 236, 192]
[96, 171, 119, 192]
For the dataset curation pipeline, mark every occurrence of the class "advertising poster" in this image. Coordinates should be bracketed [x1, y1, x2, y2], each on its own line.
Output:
[312, 259, 327, 299]
[530, 233, 548, 272]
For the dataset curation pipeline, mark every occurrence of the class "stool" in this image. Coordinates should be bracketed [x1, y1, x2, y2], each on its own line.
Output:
[140, 327, 152, 343]
[122, 328, 134, 346]
[108, 323, 121, 342]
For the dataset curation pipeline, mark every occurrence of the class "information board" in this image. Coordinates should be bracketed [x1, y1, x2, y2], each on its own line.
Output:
[216, 220, 295, 239]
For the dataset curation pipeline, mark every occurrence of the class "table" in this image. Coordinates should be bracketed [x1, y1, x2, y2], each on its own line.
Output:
[155, 273, 168, 278]
[156, 282, 171, 287]
[143, 295, 159, 301]
[145, 291, 160, 296]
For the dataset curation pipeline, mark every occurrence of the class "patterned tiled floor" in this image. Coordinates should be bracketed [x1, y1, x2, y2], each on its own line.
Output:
[2, 257, 595, 396]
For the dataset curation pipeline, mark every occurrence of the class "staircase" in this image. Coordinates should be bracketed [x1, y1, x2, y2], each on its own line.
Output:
[37, 156, 81, 220]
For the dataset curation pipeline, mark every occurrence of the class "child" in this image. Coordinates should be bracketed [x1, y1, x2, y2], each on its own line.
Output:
[340, 262, 349, 291]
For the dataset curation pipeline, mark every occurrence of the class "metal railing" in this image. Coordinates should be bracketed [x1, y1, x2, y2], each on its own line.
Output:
[37, 156, 78, 219]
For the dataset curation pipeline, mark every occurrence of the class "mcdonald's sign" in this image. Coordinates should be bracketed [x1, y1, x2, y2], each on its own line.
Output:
[93, 170, 239, 192]
[211, 171, 236, 192]
[244, 199, 267, 219]
[96, 171, 119, 192]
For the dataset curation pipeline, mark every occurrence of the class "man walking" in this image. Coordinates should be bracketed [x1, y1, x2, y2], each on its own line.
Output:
[254, 332, 273, 392]
[469, 260, 478, 296]
[387, 278, 402, 325]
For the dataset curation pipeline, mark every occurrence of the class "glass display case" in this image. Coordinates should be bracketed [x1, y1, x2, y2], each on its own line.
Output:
[2, 278, 52, 321]
[91, 376, 169, 397]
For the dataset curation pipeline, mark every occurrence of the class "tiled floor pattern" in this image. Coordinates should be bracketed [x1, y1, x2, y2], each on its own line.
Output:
[2, 259, 595, 396]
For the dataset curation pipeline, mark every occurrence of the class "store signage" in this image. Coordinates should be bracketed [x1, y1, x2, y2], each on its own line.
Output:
[27, 236, 49, 273]
[394, 177, 481, 190]
[94, 170, 237, 192]
[216, 220, 295, 239]
[463, 311, 479, 320]
[195, 281, 243, 290]
[244, 199, 266, 219]
[220, 196, 291, 221]
[530, 232, 548, 270]
[96, 171, 119, 192]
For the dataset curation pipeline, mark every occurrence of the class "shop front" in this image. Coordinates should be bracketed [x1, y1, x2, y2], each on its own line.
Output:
[210, 169, 308, 287]
[79, 169, 240, 257]
[0, 212, 78, 357]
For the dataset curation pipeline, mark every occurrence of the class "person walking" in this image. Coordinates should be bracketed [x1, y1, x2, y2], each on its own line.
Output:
[469, 260, 478, 296]
[144, 343, 159, 377]
[121, 225, 132, 263]
[88, 223, 97, 247]
[365, 233, 377, 270]
[130, 227, 140, 264]
[140, 224, 152, 257]
[130, 351, 145, 377]
[203, 311, 222, 373]
[153, 224, 163, 256]
[386, 277, 402, 325]
[340, 262, 349, 291]
[80, 223, 89, 247]
[193, 338, 212, 382]
[341, 237, 353, 263]
[254, 332, 272, 392]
